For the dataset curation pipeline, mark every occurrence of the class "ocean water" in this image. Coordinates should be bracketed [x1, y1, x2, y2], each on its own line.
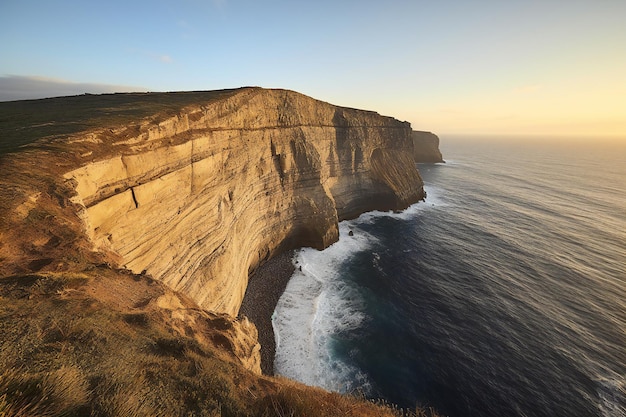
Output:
[272, 137, 626, 417]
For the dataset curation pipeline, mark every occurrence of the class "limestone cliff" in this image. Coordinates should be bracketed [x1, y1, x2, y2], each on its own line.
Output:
[412, 130, 444, 163]
[0, 87, 424, 318]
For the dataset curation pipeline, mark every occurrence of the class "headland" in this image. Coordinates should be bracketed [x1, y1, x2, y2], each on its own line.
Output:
[0, 88, 442, 416]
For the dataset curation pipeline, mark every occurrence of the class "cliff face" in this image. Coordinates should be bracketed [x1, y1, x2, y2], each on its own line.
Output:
[412, 130, 444, 163]
[1, 88, 424, 317]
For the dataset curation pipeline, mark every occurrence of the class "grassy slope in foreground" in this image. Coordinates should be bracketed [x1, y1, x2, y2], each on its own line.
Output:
[1, 269, 441, 416]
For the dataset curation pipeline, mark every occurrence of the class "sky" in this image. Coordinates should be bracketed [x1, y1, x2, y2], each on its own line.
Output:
[1, 0, 625, 139]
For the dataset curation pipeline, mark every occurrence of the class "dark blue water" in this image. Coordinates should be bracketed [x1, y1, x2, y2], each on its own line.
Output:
[273, 138, 626, 417]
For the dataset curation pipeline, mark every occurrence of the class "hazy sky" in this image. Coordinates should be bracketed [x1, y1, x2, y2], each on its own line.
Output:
[1, 0, 625, 138]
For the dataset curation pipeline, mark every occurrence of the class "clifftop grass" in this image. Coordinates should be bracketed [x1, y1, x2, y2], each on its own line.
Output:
[0, 90, 241, 154]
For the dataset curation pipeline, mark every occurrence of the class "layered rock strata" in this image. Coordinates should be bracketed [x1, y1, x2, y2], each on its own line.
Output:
[1, 88, 425, 318]
[412, 130, 444, 163]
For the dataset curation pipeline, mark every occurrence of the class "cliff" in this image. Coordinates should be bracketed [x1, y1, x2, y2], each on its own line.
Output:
[0, 88, 441, 416]
[412, 130, 444, 163]
[0, 87, 424, 317]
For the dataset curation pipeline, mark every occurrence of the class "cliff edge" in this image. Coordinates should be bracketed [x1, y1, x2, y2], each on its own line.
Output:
[0, 87, 424, 317]
[0, 88, 442, 416]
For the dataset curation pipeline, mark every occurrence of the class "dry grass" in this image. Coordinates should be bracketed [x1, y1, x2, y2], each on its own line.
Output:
[0, 270, 440, 417]
[0, 366, 89, 417]
[0, 90, 242, 154]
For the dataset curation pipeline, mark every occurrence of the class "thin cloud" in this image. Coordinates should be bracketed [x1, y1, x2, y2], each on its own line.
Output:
[177, 19, 197, 40]
[0, 75, 147, 102]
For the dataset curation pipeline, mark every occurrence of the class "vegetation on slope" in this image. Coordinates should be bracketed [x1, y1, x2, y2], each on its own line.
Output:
[0, 269, 438, 417]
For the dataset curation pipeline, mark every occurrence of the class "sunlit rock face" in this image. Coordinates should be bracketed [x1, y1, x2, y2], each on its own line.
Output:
[56, 88, 424, 316]
[412, 130, 444, 163]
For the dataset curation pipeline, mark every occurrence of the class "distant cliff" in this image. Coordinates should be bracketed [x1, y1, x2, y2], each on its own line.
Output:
[0, 88, 425, 317]
[412, 130, 444, 163]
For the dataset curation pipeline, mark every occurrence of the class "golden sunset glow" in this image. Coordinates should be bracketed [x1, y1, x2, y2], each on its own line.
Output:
[1, 1, 625, 139]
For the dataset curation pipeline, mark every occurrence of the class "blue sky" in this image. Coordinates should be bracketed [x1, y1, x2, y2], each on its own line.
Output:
[1, 0, 625, 138]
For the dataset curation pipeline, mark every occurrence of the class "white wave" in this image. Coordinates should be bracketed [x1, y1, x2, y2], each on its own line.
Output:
[354, 186, 447, 226]
[423, 185, 448, 208]
[273, 198, 437, 393]
[273, 222, 377, 393]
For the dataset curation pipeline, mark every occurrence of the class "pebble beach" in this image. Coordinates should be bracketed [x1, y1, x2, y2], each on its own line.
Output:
[239, 250, 295, 375]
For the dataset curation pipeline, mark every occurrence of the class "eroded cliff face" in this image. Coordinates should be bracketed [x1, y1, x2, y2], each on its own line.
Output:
[1, 88, 424, 317]
[412, 130, 444, 163]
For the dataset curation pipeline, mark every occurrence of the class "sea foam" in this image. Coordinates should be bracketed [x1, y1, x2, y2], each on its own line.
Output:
[272, 221, 376, 392]
[273, 186, 441, 393]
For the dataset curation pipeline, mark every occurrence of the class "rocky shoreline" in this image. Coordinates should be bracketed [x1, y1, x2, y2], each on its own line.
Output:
[239, 250, 295, 375]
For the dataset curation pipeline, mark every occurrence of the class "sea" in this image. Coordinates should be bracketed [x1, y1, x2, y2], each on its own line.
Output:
[272, 137, 626, 417]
